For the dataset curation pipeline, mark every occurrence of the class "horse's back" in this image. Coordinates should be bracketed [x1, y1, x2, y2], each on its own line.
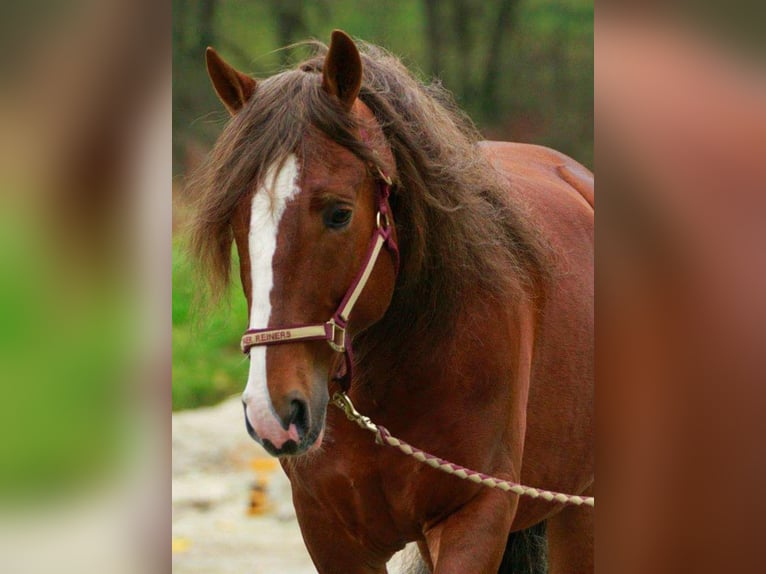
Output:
[480, 141, 594, 526]
[479, 141, 593, 210]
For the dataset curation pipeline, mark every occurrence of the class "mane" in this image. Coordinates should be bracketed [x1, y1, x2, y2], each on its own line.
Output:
[187, 40, 549, 363]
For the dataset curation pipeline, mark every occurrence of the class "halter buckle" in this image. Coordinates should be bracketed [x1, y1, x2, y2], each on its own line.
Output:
[327, 319, 346, 352]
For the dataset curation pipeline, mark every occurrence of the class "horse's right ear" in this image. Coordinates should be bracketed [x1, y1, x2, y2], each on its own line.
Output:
[205, 47, 256, 116]
[322, 30, 362, 111]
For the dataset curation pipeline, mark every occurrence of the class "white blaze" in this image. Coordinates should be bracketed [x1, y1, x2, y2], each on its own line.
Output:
[242, 154, 302, 447]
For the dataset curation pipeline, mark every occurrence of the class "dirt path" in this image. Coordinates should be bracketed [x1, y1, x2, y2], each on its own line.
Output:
[172, 396, 315, 573]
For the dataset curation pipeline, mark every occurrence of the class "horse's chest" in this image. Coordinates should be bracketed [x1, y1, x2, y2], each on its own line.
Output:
[284, 451, 408, 550]
[286, 432, 476, 547]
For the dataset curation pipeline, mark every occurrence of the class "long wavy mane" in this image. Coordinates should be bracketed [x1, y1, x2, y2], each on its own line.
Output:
[187, 40, 549, 363]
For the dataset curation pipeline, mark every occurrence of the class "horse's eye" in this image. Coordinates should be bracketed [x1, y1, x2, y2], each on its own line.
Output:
[323, 206, 353, 229]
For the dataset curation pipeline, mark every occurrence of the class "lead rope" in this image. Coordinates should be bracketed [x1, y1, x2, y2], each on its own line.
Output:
[331, 392, 595, 508]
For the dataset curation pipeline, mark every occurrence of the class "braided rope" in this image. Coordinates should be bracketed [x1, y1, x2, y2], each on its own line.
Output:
[332, 392, 594, 508]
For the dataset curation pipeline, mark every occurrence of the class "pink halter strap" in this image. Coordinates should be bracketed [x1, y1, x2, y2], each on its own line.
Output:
[240, 170, 398, 391]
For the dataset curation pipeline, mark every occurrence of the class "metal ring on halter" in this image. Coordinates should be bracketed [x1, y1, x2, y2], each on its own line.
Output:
[376, 211, 391, 230]
[374, 165, 393, 186]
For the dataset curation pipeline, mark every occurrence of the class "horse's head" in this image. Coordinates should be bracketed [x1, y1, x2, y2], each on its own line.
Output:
[205, 31, 398, 456]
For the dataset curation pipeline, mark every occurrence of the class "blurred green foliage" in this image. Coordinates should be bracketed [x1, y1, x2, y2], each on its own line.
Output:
[173, 0, 593, 173]
[0, 209, 131, 502]
[172, 0, 593, 410]
[172, 240, 248, 410]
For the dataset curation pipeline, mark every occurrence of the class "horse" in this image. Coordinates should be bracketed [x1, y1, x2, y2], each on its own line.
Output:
[189, 30, 593, 574]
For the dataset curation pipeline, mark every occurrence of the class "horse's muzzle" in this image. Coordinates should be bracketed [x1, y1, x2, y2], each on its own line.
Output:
[242, 401, 323, 456]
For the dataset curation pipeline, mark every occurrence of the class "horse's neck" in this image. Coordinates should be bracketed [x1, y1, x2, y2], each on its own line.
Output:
[355, 291, 537, 421]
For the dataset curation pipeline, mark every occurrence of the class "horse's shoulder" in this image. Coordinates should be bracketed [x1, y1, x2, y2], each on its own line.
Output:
[478, 141, 594, 211]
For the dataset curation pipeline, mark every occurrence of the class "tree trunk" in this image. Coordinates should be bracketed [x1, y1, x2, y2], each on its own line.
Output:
[481, 0, 517, 112]
[423, 0, 444, 77]
[271, 0, 306, 64]
[197, 0, 216, 53]
[452, 0, 471, 101]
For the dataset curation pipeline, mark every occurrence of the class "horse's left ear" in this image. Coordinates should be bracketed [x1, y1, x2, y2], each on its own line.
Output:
[322, 30, 362, 111]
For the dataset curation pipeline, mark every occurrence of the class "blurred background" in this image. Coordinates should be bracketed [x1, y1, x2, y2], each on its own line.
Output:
[172, 0, 594, 175]
[171, 0, 594, 412]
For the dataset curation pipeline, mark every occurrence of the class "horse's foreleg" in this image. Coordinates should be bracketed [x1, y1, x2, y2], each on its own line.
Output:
[547, 491, 594, 574]
[298, 521, 390, 574]
[301, 531, 390, 574]
[292, 497, 391, 574]
[423, 489, 516, 574]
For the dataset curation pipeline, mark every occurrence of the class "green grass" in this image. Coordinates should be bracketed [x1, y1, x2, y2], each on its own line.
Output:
[172, 240, 248, 411]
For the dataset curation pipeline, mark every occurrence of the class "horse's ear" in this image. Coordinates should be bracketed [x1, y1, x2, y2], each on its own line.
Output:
[205, 47, 256, 116]
[322, 30, 362, 111]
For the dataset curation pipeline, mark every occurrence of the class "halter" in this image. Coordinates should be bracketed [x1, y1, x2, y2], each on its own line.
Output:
[240, 168, 399, 391]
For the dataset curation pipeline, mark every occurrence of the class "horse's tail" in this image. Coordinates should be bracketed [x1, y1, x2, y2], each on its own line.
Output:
[497, 521, 548, 574]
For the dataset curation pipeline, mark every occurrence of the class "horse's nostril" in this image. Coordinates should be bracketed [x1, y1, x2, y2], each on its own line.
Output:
[285, 398, 308, 437]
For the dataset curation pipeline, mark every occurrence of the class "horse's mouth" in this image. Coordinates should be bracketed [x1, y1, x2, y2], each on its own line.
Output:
[243, 406, 324, 457]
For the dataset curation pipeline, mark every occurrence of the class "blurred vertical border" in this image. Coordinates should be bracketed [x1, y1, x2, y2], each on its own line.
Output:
[0, 0, 170, 572]
[597, 4, 766, 573]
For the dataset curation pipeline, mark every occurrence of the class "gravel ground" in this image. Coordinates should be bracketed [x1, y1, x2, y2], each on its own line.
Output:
[172, 396, 315, 574]
[172, 396, 421, 573]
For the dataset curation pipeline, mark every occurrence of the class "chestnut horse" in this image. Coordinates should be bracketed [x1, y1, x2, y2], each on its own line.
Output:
[190, 31, 593, 574]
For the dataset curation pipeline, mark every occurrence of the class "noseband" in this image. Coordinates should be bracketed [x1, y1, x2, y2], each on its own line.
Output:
[240, 168, 399, 391]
